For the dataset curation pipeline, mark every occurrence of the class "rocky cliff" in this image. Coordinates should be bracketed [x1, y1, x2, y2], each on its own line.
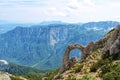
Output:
[44, 25, 120, 80]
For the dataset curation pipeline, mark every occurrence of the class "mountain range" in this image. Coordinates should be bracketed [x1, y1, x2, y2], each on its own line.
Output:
[0, 21, 119, 69]
[0, 21, 35, 34]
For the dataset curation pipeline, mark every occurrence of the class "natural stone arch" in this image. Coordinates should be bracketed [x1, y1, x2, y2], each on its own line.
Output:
[59, 44, 84, 73]
[53, 42, 95, 80]
[59, 42, 95, 73]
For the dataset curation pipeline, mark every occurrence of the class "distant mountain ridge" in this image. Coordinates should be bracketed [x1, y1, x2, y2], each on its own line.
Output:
[0, 21, 119, 69]
[0, 21, 36, 34]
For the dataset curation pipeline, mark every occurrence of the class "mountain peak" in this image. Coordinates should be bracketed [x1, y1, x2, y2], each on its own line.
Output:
[39, 21, 64, 25]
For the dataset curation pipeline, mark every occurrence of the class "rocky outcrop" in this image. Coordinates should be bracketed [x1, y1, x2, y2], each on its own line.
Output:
[0, 72, 11, 80]
[53, 44, 84, 80]
[110, 36, 120, 59]
[54, 36, 110, 79]
[59, 44, 84, 74]
[53, 42, 98, 79]
[42, 77, 48, 80]
[59, 42, 97, 74]
[0, 72, 27, 80]
[102, 25, 120, 59]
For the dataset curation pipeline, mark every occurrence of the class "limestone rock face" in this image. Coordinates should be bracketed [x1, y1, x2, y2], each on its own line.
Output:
[110, 36, 120, 59]
[82, 42, 95, 59]
[0, 72, 27, 80]
[0, 72, 11, 80]
[103, 25, 120, 59]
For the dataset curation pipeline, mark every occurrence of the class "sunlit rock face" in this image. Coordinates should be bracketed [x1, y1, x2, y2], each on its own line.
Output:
[0, 72, 11, 80]
[50, 27, 68, 47]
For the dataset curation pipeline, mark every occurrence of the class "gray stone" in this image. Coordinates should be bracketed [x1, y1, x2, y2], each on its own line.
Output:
[102, 25, 120, 59]
[42, 77, 48, 80]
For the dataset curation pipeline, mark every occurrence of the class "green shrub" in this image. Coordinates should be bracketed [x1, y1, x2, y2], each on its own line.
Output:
[66, 77, 77, 80]
[66, 75, 95, 80]
[44, 69, 59, 80]
[81, 75, 95, 80]
[73, 65, 83, 73]
[101, 62, 120, 80]
[90, 57, 112, 72]
[24, 72, 43, 80]
[102, 71, 120, 80]
[10, 76, 23, 80]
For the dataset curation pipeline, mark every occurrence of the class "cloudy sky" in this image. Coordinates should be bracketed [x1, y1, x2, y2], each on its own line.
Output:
[0, 0, 120, 23]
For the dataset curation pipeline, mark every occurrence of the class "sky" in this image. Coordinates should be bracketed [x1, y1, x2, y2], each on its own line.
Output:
[0, 0, 120, 23]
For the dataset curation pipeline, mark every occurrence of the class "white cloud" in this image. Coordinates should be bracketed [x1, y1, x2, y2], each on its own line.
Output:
[0, 0, 120, 23]
[83, 0, 95, 6]
[110, 2, 120, 7]
[44, 7, 67, 17]
[66, 0, 96, 12]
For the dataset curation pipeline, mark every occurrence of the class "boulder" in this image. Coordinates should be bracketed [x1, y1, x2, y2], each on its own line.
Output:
[42, 77, 48, 80]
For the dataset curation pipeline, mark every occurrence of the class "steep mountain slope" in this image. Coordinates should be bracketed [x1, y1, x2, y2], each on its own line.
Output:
[0, 21, 119, 69]
[45, 25, 120, 80]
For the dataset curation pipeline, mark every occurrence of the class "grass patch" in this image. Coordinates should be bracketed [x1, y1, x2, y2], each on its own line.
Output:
[10, 76, 23, 80]
[44, 69, 59, 80]
[81, 75, 95, 80]
[73, 64, 83, 73]
[90, 57, 112, 72]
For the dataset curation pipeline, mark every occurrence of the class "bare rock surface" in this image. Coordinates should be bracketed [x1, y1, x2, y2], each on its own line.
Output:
[0, 72, 11, 80]
[103, 25, 120, 59]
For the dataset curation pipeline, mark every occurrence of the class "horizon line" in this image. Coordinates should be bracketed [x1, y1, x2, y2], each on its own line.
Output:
[0, 20, 120, 24]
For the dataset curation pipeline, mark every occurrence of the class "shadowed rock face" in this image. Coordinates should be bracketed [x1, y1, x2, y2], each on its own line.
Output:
[103, 25, 120, 59]
[109, 25, 120, 58]
[110, 36, 120, 59]
[110, 37, 120, 55]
